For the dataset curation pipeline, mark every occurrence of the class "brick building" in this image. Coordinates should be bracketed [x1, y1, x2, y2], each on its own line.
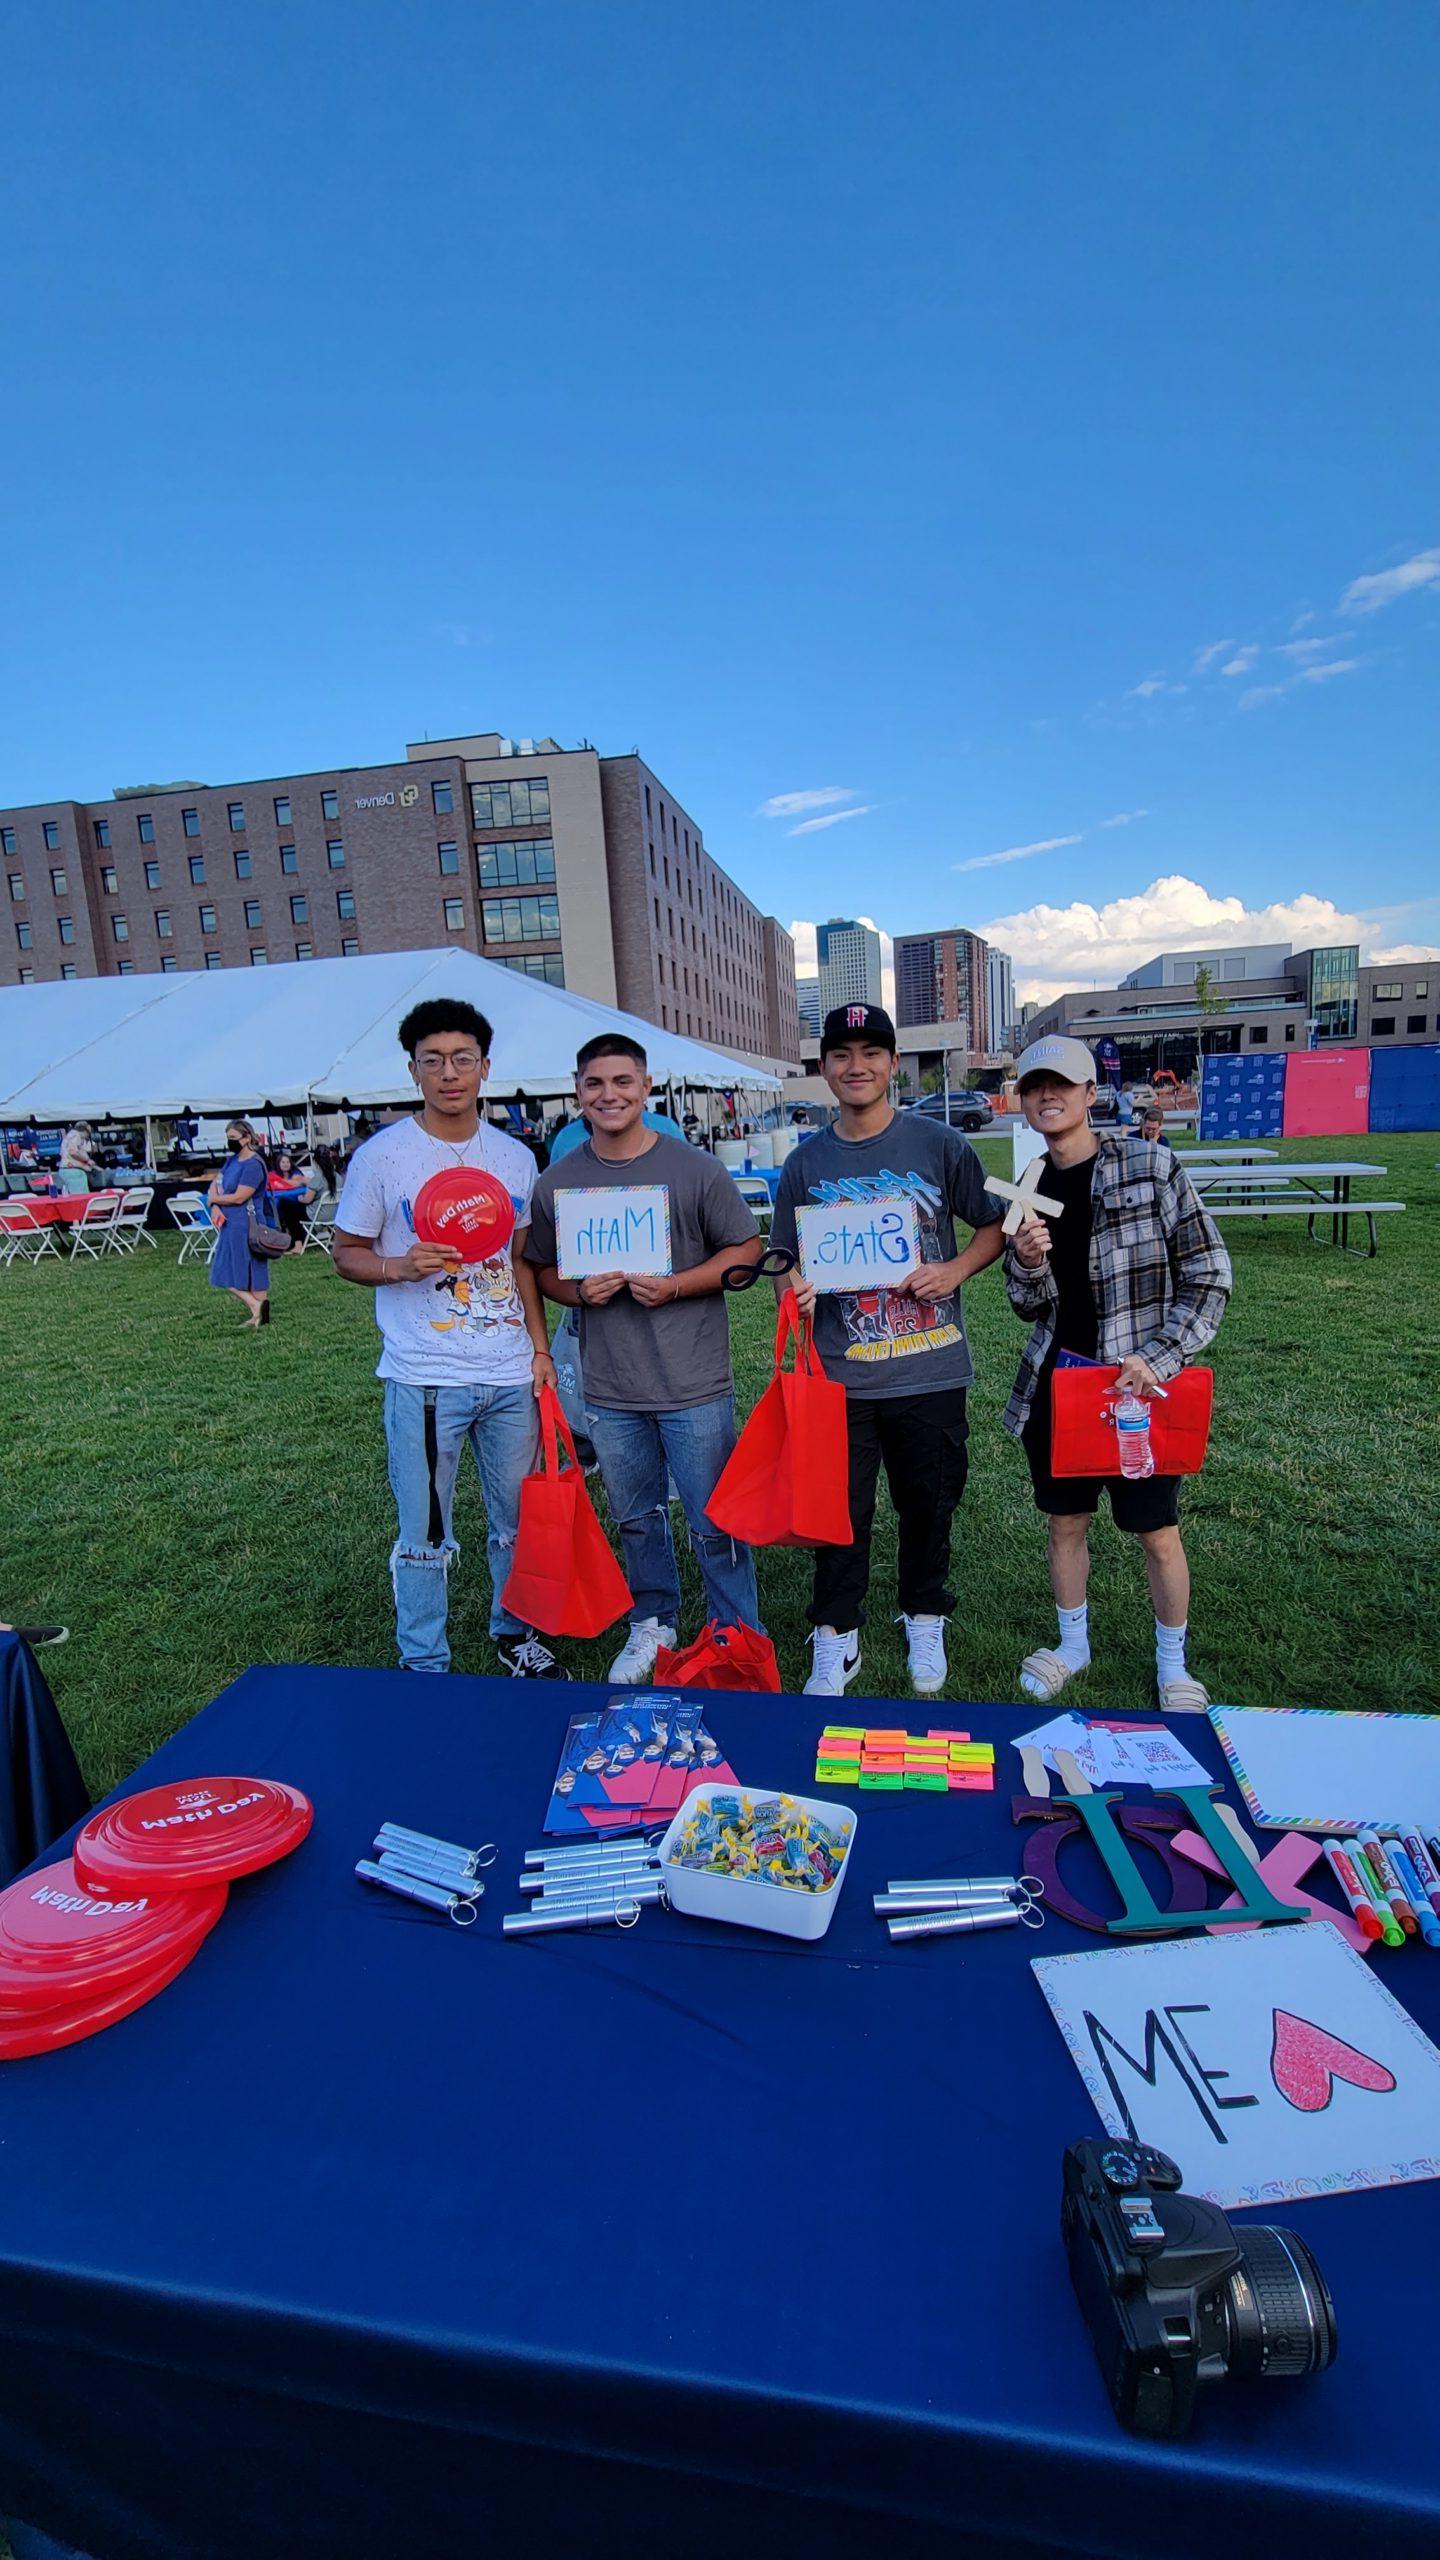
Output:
[893, 926, 991, 1047]
[1, 730, 800, 1066]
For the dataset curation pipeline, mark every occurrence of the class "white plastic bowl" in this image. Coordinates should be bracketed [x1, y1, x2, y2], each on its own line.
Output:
[658, 1782, 857, 1941]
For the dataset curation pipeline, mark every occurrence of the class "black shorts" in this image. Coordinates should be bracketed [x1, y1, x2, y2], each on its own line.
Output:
[1021, 1381, 1182, 1534]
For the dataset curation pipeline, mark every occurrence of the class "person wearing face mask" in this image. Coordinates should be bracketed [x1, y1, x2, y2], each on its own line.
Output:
[206, 1119, 280, 1328]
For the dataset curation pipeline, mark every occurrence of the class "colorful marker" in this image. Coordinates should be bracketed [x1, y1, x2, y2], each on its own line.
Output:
[1382, 1844, 1440, 1949]
[1350, 1843, 1406, 1949]
[1360, 1834, 1420, 1937]
[1400, 1833, 1440, 1923]
[1321, 1842, 1384, 1945]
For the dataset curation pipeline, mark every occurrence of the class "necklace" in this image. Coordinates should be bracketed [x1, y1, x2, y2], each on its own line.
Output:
[421, 1120, 485, 1169]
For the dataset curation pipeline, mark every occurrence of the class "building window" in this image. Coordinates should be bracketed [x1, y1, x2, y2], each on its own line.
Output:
[1248, 1026, 1267, 1044]
[199, 904, 217, 933]
[476, 838, 556, 890]
[49, 866, 67, 895]
[16, 922, 33, 950]
[280, 845, 299, 874]
[290, 894, 308, 924]
[1371, 982, 1402, 1001]
[1407, 1014, 1426, 1034]
[320, 789, 339, 820]
[60, 961, 77, 979]
[1370, 1017, 1395, 1037]
[326, 839, 345, 870]
[228, 802, 246, 831]
[188, 853, 205, 884]
[155, 909, 172, 937]
[6, 875, 21, 901]
[137, 812, 155, 843]
[274, 795, 292, 827]
[182, 807, 200, 837]
[1285, 1024, 1296, 1041]
[443, 898, 466, 931]
[470, 776, 549, 828]
[341, 937, 359, 956]
[58, 915, 75, 945]
[437, 841, 459, 875]
[497, 952, 565, 986]
[117, 958, 134, 974]
[144, 859, 162, 890]
[100, 864, 118, 895]
[160, 955, 178, 972]
[336, 889, 356, 920]
[432, 779, 454, 814]
[17, 966, 33, 983]
[112, 915, 129, 943]
[42, 821, 60, 850]
[295, 942, 313, 961]
[251, 948, 268, 965]
[1, 827, 15, 855]
[1416, 981, 1430, 998]
[480, 892, 561, 945]
[234, 849, 252, 880]
[244, 898, 262, 929]
[205, 951, 222, 970]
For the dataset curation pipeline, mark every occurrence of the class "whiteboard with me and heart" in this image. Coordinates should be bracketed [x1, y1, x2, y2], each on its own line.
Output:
[1033, 1922, 1440, 2210]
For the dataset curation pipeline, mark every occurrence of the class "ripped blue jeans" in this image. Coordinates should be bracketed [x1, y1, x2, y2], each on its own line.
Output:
[383, 1379, 539, 1671]
[583, 1394, 761, 1635]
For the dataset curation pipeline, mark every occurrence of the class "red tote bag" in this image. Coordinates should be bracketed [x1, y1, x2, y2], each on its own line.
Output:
[654, 1622, 783, 1692]
[1050, 1365, 1215, 1478]
[501, 1386, 633, 1638]
[706, 1298, 852, 1549]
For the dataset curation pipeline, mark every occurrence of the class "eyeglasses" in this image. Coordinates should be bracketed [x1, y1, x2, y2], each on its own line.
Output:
[415, 1051, 485, 1074]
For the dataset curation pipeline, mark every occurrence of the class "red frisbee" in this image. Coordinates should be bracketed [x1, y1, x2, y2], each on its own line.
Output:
[412, 1166, 516, 1260]
[0, 1855, 227, 2012]
[73, 1775, 313, 1896]
[0, 1931, 206, 2061]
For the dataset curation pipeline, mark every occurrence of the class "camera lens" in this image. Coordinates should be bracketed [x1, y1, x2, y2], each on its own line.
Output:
[1221, 2227, 1338, 2380]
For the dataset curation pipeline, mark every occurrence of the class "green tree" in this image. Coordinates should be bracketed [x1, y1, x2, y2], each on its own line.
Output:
[1193, 964, 1228, 1017]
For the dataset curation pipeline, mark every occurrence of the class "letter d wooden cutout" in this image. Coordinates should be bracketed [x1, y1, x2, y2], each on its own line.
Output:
[1054, 1787, 1307, 1936]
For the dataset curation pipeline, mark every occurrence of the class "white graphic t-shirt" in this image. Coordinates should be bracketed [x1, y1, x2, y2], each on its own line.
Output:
[336, 1116, 537, 1387]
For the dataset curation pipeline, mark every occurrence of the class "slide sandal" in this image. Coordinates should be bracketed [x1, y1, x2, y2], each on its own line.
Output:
[1018, 1647, 1081, 1702]
[1158, 1675, 1210, 1716]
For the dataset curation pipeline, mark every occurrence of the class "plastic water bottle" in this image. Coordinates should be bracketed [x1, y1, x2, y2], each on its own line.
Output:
[1114, 1391, 1156, 1480]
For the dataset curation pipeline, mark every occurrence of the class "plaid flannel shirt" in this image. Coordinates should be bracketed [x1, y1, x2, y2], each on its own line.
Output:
[1001, 1135, 1232, 1438]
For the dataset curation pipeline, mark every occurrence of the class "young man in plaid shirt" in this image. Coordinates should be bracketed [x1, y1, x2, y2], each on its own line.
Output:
[1003, 1036, 1231, 1713]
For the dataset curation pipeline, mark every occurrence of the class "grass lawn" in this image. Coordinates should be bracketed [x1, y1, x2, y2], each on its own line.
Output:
[2, 1132, 1436, 1800]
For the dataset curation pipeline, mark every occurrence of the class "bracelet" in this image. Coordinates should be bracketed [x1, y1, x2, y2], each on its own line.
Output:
[671, 1275, 682, 1303]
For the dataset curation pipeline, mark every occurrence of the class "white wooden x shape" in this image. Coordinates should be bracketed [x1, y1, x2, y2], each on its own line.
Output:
[984, 1154, 1066, 1236]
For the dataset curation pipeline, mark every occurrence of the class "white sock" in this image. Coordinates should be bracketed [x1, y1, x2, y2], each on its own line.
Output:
[1056, 1602, 1090, 1669]
[1156, 1618, 1188, 1684]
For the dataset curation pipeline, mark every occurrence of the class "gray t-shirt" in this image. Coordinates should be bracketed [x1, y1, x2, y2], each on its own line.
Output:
[771, 1112, 1001, 1397]
[525, 1134, 758, 1412]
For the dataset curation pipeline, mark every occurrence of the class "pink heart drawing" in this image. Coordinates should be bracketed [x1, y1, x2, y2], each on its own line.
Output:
[1271, 2008, 1397, 2114]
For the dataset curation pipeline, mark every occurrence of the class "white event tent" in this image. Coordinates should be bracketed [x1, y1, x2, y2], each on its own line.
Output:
[0, 947, 780, 1121]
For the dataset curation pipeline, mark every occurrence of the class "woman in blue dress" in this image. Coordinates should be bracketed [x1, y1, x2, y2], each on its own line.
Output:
[207, 1120, 280, 1327]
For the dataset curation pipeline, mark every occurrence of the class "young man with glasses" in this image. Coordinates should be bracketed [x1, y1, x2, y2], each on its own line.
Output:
[333, 999, 563, 1679]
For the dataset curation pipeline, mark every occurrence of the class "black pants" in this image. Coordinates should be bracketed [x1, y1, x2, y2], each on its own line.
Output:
[810, 1388, 969, 1631]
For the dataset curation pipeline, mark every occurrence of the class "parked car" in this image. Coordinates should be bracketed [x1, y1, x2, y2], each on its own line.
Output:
[907, 1091, 995, 1133]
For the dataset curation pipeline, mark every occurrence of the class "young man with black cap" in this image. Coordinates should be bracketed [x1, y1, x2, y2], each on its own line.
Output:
[1003, 1035, 1232, 1713]
[770, 1003, 1005, 1697]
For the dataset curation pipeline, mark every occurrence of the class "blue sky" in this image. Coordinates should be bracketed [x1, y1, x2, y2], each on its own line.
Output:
[4, 0, 1436, 997]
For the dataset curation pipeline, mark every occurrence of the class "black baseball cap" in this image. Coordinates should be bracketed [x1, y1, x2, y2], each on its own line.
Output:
[820, 1002, 897, 1056]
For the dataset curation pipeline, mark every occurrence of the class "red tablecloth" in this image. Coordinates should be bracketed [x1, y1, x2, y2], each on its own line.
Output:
[1, 1192, 121, 1229]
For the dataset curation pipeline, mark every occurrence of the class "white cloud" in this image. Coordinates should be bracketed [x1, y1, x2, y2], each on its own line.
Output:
[975, 873, 1440, 1006]
[1128, 675, 1167, 698]
[1290, 609, 1316, 634]
[1239, 683, 1289, 711]
[1276, 634, 1342, 659]
[1300, 656, 1362, 685]
[956, 833, 1083, 873]
[1241, 656, 1364, 710]
[787, 802, 875, 837]
[1192, 640, 1234, 672]
[758, 787, 856, 819]
[1220, 645, 1260, 676]
[1341, 546, 1440, 615]
[1098, 808, 1149, 828]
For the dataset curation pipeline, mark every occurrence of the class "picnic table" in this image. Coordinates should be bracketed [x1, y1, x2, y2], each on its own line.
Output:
[1175, 1146, 1279, 1165]
[1184, 1160, 1402, 1256]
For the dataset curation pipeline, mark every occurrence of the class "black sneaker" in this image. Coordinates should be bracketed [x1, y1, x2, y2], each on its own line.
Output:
[13, 1625, 69, 1648]
[495, 1632, 569, 1680]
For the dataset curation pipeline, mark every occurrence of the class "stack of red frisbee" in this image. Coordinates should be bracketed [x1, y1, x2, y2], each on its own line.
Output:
[0, 1776, 312, 2062]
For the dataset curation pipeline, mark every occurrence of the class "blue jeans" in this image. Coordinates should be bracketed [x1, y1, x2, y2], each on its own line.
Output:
[584, 1394, 762, 1633]
[383, 1379, 540, 1671]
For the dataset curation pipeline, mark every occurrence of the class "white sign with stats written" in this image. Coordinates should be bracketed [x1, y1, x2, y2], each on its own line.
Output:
[556, 1186, 673, 1279]
[795, 1197, 920, 1292]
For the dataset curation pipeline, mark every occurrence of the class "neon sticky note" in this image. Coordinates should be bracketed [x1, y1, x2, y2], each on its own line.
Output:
[928, 1730, 972, 1743]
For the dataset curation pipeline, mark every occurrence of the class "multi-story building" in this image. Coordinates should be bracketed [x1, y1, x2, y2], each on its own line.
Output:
[893, 926, 990, 1046]
[815, 918, 882, 1014]
[0, 730, 800, 1065]
[986, 947, 1014, 1052]
[795, 975, 822, 1039]
[1015, 943, 1427, 1075]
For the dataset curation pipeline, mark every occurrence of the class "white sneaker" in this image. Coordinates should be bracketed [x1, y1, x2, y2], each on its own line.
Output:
[608, 1617, 676, 1682]
[900, 1612, 947, 1696]
[804, 1627, 861, 1697]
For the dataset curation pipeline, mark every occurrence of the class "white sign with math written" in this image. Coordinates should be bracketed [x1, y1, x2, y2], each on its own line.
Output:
[556, 1186, 673, 1279]
[795, 1197, 920, 1292]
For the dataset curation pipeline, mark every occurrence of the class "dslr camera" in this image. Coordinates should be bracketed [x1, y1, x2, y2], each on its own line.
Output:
[1062, 2137, 1337, 2438]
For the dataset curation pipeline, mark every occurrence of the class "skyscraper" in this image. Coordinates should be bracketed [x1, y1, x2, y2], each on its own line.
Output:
[815, 917, 883, 1013]
[986, 947, 1014, 1051]
[892, 927, 989, 1046]
[796, 975, 822, 1038]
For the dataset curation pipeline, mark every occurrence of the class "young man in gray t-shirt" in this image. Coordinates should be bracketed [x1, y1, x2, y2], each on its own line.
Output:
[771, 1004, 1004, 1698]
[526, 1035, 764, 1680]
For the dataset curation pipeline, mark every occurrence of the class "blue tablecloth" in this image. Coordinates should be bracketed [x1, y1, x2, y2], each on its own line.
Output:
[1, 1668, 1438, 2560]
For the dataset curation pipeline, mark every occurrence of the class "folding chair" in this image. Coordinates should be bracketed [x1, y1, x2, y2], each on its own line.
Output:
[732, 1175, 773, 1232]
[303, 1193, 338, 1251]
[69, 1193, 124, 1260]
[169, 1192, 217, 1265]
[0, 1203, 62, 1268]
[105, 1186, 157, 1253]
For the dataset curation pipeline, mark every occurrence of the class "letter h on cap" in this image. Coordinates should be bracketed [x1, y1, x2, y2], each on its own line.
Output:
[846, 1005, 868, 1027]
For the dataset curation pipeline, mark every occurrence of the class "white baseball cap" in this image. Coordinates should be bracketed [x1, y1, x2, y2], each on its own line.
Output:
[1015, 1034, 1098, 1089]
